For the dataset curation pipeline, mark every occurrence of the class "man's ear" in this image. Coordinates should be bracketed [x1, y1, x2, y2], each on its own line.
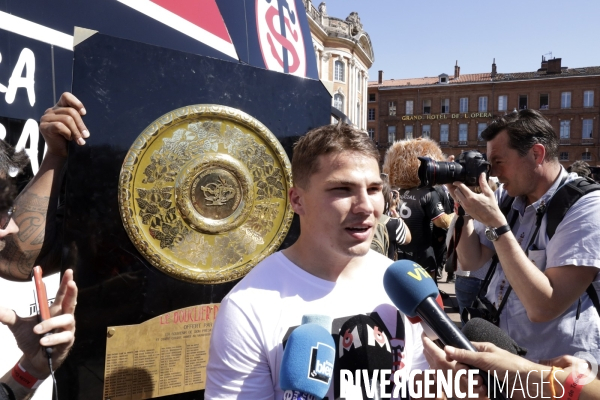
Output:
[288, 186, 305, 216]
[531, 143, 546, 165]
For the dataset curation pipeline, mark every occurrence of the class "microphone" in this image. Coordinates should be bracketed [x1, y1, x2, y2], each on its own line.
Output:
[406, 293, 444, 341]
[280, 319, 335, 400]
[383, 260, 474, 350]
[383, 260, 507, 400]
[337, 314, 394, 400]
[462, 318, 527, 356]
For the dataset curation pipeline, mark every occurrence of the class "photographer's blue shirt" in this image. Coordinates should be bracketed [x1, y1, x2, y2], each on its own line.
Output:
[482, 168, 600, 363]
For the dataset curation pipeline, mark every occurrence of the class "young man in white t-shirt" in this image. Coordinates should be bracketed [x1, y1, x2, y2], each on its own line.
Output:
[205, 122, 428, 399]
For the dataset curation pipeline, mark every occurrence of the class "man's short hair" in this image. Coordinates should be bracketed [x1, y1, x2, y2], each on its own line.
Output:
[481, 109, 559, 160]
[0, 140, 29, 178]
[567, 160, 591, 178]
[291, 121, 379, 188]
[0, 140, 29, 213]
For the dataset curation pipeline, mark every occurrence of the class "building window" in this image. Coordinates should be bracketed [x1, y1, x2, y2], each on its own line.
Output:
[582, 152, 592, 161]
[560, 120, 570, 138]
[584, 90, 594, 108]
[561, 92, 571, 109]
[440, 124, 449, 143]
[559, 152, 569, 161]
[405, 125, 413, 139]
[583, 119, 593, 139]
[369, 93, 376, 102]
[357, 72, 361, 92]
[459, 123, 468, 143]
[368, 128, 375, 139]
[388, 126, 396, 143]
[477, 123, 487, 139]
[406, 100, 414, 115]
[519, 95, 528, 110]
[459, 98, 468, 113]
[368, 108, 375, 121]
[498, 95, 507, 111]
[422, 124, 431, 138]
[478, 96, 488, 112]
[334, 60, 345, 82]
[423, 99, 431, 114]
[388, 101, 396, 116]
[441, 98, 450, 114]
[539, 94, 549, 110]
[356, 103, 361, 127]
[333, 93, 344, 111]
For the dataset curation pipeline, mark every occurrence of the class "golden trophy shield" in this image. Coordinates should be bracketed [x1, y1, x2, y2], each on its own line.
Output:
[118, 105, 293, 284]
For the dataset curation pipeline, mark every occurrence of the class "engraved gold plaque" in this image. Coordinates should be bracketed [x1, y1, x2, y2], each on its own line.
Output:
[119, 105, 293, 284]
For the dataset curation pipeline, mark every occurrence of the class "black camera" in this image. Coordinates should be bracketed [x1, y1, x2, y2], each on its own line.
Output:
[417, 150, 490, 187]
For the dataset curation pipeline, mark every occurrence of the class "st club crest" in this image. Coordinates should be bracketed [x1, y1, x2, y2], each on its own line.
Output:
[256, 0, 307, 77]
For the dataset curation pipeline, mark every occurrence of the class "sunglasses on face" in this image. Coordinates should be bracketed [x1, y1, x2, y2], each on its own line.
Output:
[1, 206, 15, 230]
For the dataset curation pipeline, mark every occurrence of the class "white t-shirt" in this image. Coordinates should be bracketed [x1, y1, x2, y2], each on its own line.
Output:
[483, 170, 600, 362]
[205, 250, 428, 399]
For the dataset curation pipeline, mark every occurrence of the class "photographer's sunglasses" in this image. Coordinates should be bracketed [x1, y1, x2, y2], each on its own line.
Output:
[1, 206, 15, 230]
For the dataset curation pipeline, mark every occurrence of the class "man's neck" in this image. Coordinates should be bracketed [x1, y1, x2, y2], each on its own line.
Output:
[282, 240, 364, 282]
[525, 161, 562, 206]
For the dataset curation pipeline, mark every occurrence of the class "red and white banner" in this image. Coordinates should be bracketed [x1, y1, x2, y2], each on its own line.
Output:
[117, 0, 237, 59]
[256, 0, 306, 77]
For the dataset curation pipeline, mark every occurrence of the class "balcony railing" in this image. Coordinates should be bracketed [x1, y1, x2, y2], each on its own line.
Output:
[582, 138, 594, 145]
[560, 138, 571, 145]
[458, 141, 468, 146]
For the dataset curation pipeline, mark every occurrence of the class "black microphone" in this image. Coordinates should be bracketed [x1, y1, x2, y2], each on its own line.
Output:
[383, 260, 506, 400]
[337, 314, 393, 400]
[462, 318, 527, 356]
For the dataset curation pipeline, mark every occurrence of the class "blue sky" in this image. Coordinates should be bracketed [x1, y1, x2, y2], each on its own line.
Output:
[321, 0, 600, 81]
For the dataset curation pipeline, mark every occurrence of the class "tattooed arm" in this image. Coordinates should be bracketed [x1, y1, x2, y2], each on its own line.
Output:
[0, 93, 89, 281]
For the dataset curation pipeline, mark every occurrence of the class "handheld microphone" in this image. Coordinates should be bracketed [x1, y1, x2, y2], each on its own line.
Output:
[383, 260, 474, 350]
[405, 293, 444, 341]
[280, 320, 335, 400]
[383, 260, 507, 400]
[337, 314, 393, 400]
[462, 318, 527, 356]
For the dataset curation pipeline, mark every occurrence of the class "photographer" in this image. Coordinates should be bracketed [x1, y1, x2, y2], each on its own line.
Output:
[445, 110, 600, 363]
[383, 138, 453, 280]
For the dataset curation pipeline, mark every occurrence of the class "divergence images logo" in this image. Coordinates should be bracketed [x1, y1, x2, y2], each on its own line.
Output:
[308, 342, 335, 384]
[256, 0, 307, 77]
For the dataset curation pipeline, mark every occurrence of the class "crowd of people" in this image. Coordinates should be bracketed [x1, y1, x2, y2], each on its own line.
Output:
[1, 93, 599, 399]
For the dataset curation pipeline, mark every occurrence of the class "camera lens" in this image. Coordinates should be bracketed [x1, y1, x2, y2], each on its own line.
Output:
[417, 157, 465, 187]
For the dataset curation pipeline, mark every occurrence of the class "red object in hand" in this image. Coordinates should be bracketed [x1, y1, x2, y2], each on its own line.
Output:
[32, 266, 50, 321]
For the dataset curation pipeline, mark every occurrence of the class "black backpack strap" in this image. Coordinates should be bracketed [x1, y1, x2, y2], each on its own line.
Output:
[544, 176, 600, 318]
[587, 282, 600, 317]
[546, 177, 600, 240]
[477, 204, 519, 298]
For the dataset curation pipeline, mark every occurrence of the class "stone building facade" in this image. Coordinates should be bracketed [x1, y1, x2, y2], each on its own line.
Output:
[303, 1, 374, 130]
[368, 58, 600, 168]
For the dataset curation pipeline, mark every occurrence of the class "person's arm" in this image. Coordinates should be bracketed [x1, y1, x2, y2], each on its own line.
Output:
[0, 93, 89, 281]
[445, 182, 495, 271]
[0, 269, 77, 400]
[445, 342, 600, 400]
[455, 173, 599, 322]
[421, 336, 487, 399]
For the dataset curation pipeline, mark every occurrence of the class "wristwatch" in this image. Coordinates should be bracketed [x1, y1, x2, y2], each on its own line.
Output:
[485, 224, 511, 241]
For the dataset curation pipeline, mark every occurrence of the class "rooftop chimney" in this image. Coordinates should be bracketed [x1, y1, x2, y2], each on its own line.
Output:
[547, 58, 562, 74]
[454, 61, 460, 79]
[378, 70, 383, 84]
[539, 55, 548, 71]
[491, 58, 497, 78]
